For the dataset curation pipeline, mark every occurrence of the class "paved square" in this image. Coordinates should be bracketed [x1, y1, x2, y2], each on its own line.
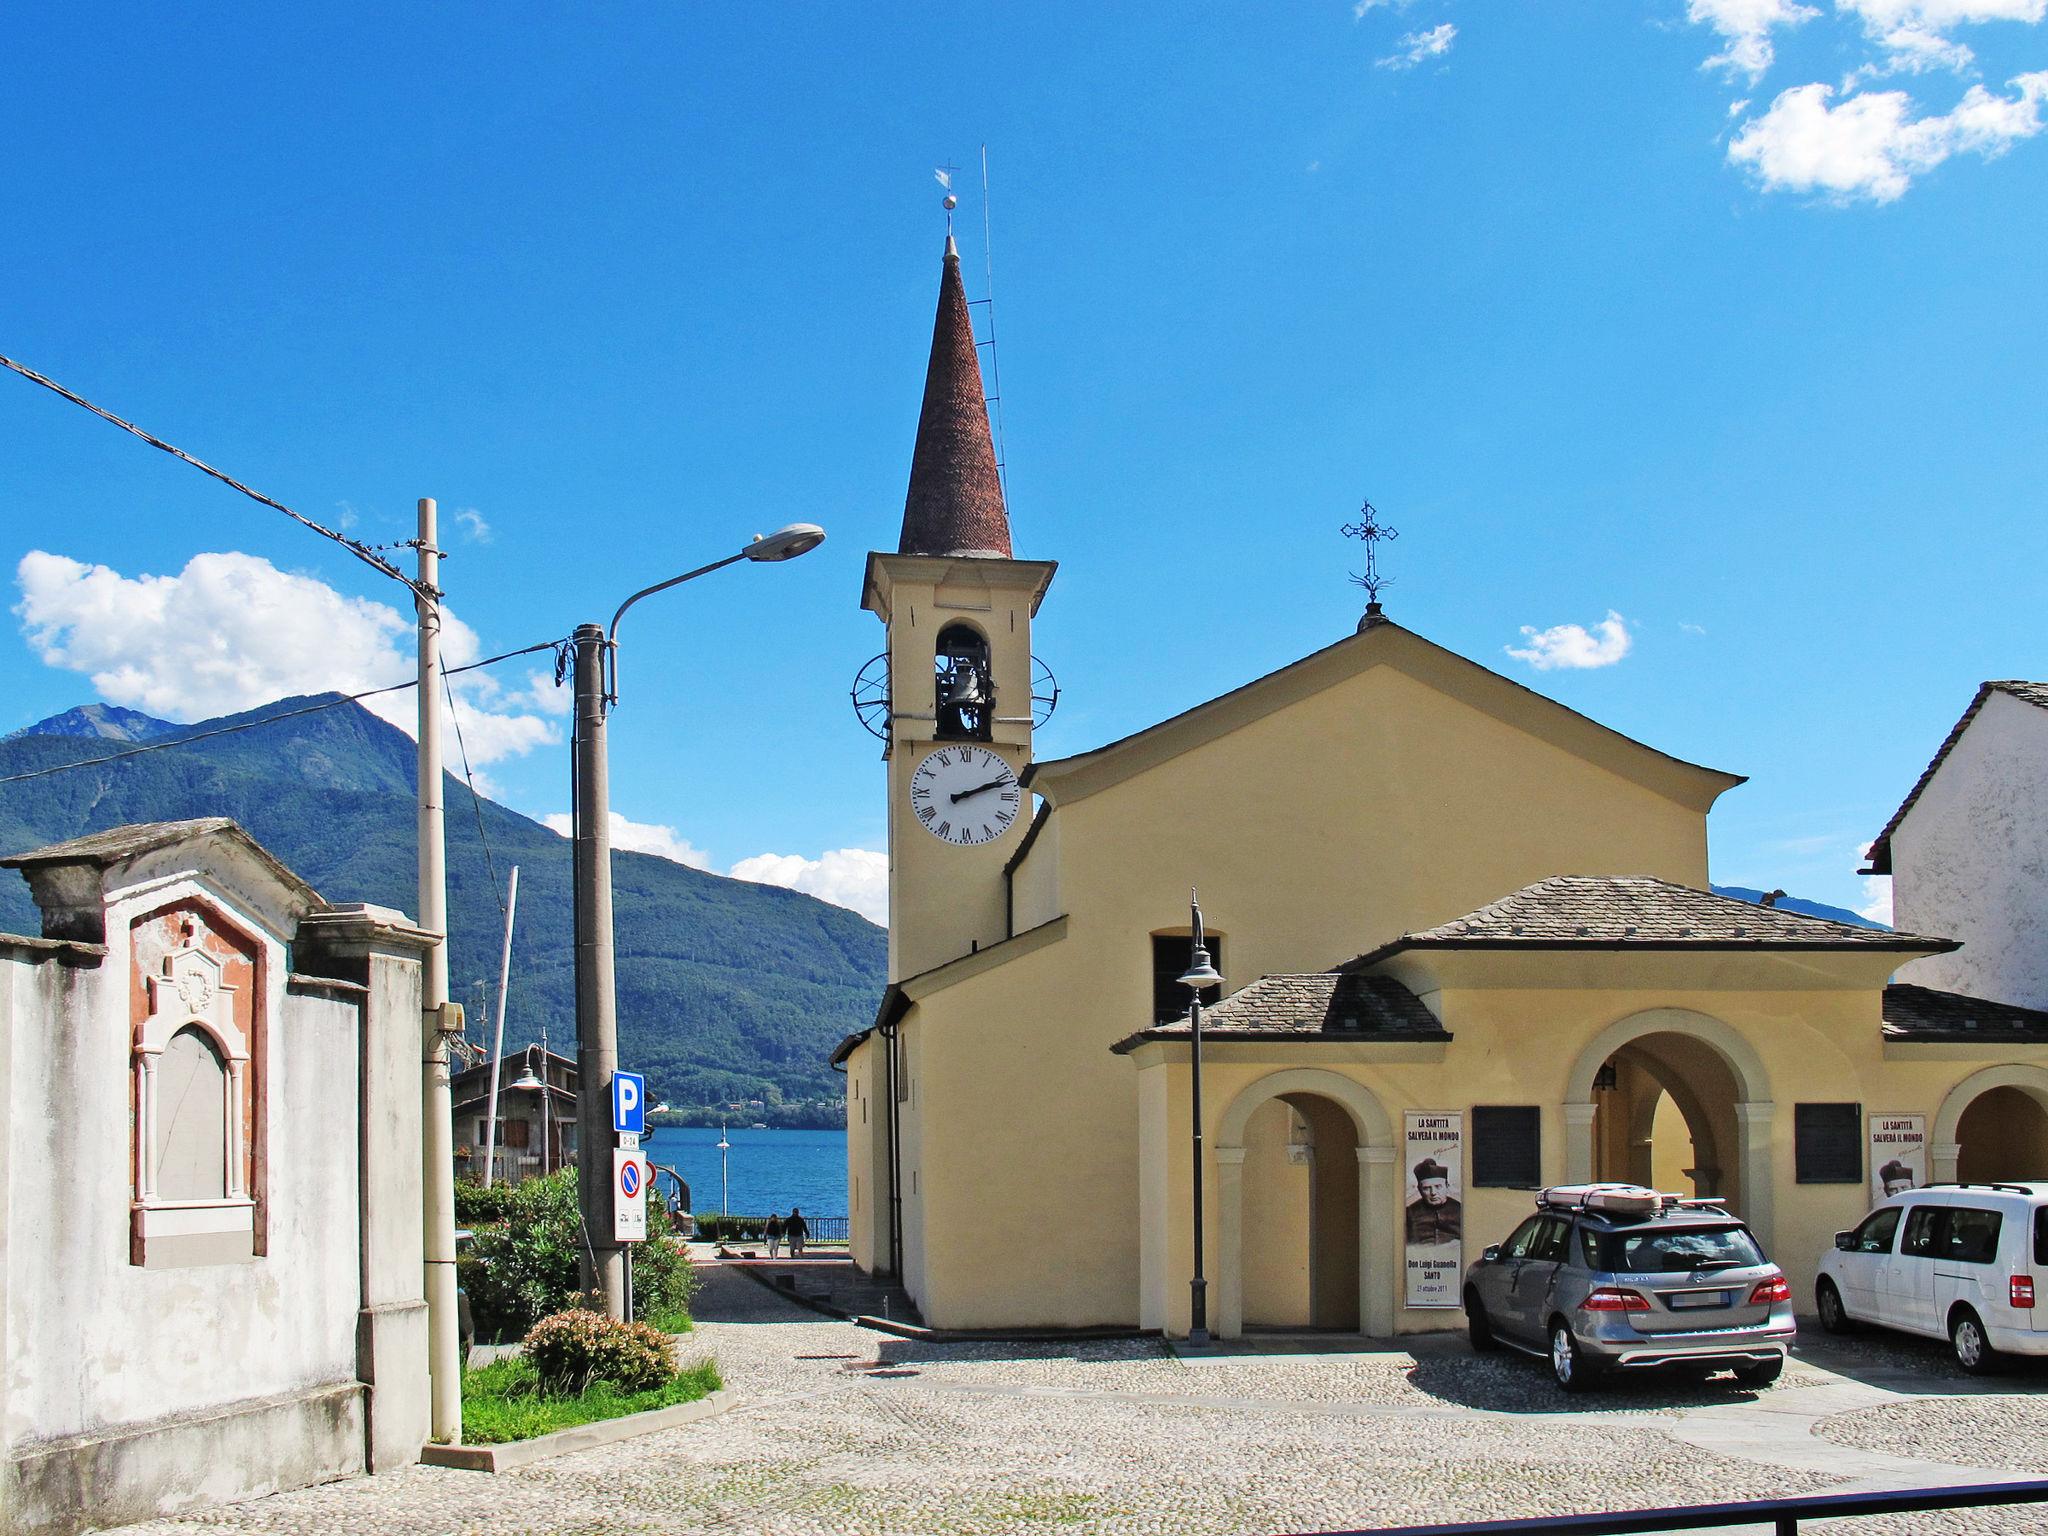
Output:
[119, 1261, 2048, 1535]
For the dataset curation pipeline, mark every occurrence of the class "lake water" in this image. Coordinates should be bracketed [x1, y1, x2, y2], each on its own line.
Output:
[643, 1126, 847, 1217]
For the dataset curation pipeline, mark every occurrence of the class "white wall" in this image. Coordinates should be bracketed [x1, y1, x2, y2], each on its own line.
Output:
[1894, 690, 2048, 1010]
[2, 876, 361, 1450]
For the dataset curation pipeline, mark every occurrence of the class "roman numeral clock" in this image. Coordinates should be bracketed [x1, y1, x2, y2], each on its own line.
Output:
[908, 745, 1022, 846]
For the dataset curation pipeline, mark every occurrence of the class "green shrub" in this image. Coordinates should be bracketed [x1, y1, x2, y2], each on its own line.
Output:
[456, 1167, 699, 1341]
[524, 1308, 677, 1395]
[454, 1176, 517, 1226]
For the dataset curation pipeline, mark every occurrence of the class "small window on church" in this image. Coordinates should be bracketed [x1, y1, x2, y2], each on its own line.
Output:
[1471, 1106, 1541, 1188]
[1152, 933, 1224, 1024]
[934, 623, 994, 741]
[1796, 1103, 1863, 1184]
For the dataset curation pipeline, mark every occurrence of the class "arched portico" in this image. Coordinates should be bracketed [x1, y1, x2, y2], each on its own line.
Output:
[1562, 1008, 1775, 1252]
[1216, 1068, 1397, 1338]
[1931, 1064, 2048, 1183]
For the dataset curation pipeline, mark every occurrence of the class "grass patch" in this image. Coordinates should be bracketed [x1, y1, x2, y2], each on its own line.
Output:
[461, 1355, 721, 1445]
[643, 1306, 694, 1335]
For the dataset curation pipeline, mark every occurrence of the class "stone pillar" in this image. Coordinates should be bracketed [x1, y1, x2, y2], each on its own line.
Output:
[296, 904, 436, 1473]
[1215, 1147, 1246, 1339]
[1358, 1145, 1397, 1338]
[1931, 1141, 1962, 1184]
[1734, 1101, 1776, 1255]
[1562, 1102, 1598, 1184]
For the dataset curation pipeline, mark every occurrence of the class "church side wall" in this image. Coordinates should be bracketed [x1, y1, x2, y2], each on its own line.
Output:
[1893, 691, 2048, 1010]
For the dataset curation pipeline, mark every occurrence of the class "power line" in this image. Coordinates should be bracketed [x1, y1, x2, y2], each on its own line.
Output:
[0, 640, 563, 787]
[0, 352, 436, 602]
[440, 658, 505, 912]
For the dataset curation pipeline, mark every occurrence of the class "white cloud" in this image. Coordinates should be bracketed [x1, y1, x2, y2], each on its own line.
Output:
[1729, 72, 2048, 201]
[540, 811, 713, 869]
[14, 549, 558, 765]
[1689, 0, 1820, 83]
[1680, 620, 1709, 635]
[1840, 0, 2045, 74]
[1377, 22, 1456, 69]
[454, 506, 492, 543]
[1856, 874, 1895, 925]
[729, 848, 888, 925]
[1505, 610, 1633, 671]
[1352, 0, 1412, 16]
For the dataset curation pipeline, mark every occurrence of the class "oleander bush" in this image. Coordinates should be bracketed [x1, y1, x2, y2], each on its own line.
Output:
[457, 1168, 698, 1340]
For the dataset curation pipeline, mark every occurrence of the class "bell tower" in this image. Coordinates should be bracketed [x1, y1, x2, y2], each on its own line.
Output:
[860, 233, 1056, 981]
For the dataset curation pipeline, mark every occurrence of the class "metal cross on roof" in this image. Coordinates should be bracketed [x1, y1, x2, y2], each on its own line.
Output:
[1341, 498, 1399, 609]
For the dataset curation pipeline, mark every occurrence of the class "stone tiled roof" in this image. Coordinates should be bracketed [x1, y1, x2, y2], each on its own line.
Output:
[1345, 876, 1951, 966]
[1109, 972, 1448, 1053]
[898, 236, 1012, 559]
[2, 817, 241, 866]
[1865, 681, 2048, 875]
[1882, 983, 2048, 1043]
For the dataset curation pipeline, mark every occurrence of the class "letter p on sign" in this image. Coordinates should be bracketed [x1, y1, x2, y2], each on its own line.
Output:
[612, 1070, 645, 1136]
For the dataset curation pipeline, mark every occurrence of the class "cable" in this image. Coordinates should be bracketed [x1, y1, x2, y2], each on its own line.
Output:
[0, 640, 563, 786]
[0, 352, 435, 602]
[440, 658, 504, 912]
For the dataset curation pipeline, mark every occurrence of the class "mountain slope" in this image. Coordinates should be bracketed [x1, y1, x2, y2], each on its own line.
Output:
[1710, 885, 1883, 930]
[0, 696, 885, 1108]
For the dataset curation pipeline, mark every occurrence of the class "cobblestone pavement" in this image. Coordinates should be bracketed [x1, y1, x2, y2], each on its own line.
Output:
[117, 1264, 2048, 1536]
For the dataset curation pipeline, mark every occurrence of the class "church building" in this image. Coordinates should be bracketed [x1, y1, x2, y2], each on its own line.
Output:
[833, 237, 2048, 1338]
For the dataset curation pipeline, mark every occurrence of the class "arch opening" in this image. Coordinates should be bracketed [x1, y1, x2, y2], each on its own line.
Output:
[1956, 1085, 2048, 1183]
[933, 622, 994, 741]
[1592, 1033, 1741, 1209]
[1239, 1093, 1361, 1331]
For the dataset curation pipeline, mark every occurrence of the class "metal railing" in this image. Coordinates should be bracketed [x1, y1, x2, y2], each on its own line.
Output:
[692, 1213, 850, 1244]
[1312, 1478, 2048, 1535]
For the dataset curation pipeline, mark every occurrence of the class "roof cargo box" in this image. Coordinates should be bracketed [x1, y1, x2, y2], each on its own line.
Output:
[1540, 1183, 1664, 1217]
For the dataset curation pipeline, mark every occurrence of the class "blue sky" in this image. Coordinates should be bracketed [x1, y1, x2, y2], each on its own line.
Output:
[4, 3, 2044, 925]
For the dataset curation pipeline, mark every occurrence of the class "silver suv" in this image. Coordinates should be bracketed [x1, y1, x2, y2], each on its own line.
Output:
[1462, 1186, 1796, 1392]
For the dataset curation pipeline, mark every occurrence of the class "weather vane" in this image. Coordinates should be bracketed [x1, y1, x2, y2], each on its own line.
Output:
[935, 165, 959, 233]
[1341, 497, 1399, 615]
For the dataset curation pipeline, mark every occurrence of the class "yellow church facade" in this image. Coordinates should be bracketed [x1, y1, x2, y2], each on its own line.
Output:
[835, 238, 2048, 1338]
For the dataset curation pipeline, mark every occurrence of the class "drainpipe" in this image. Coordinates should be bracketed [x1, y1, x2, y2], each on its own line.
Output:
[883, 1020, 903, 1281]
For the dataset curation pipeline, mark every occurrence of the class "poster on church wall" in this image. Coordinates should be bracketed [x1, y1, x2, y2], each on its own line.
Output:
[1869, 1113, 1927, 1202]
[1403, 1111, 1464, 1309]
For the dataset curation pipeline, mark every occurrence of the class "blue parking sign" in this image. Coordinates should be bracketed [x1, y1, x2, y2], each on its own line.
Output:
[612, 1070, 645, 1135]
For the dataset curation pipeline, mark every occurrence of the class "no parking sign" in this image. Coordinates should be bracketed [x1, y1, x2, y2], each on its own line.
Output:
[613, 1148, 648, 1242]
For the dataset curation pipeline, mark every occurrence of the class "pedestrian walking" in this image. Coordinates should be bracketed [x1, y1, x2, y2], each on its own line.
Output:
[766, 1211, 784, 1258]
[787, 1207, 809, 1257]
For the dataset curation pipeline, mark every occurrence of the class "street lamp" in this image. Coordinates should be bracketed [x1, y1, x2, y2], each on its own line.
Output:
[1178, 890, 1223, 1348]
[571, 523, 826, 1319]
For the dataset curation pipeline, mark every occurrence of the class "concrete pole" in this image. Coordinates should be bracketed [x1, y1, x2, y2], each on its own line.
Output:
[572, 623, 626, 1318]
[481, 864, 520, 1188]
[416, 497, 464, 1443]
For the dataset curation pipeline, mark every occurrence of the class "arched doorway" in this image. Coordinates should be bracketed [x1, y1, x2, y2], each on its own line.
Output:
[1565, 1009, 1774, 1249]
[1933, 1066, 2048, 1183]
[1237, 1094, 1360, 1330]
[1216, 1069, 1396, 1338]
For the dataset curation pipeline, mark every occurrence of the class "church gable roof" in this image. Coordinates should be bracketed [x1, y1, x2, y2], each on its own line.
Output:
[1346, 876, 1951, 967]
[1110, 971, 1448, 1053]
[1882, 983, 2048, 1043]
[1863, 681, 2048, 875]
[1024, 617, 1745, 813]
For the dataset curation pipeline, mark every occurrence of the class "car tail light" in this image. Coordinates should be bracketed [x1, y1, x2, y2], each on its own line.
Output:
[1748, 1274, 1792, 1306]
[1581, 1287, 1651, 1312]
[2013, 1276, 2036, 1310]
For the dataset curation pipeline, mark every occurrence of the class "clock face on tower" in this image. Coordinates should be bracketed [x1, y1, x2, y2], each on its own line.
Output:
[909, 745, 1022, 846]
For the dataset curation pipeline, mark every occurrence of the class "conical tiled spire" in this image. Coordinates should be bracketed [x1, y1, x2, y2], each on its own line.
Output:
[898, 235, 1012, 558]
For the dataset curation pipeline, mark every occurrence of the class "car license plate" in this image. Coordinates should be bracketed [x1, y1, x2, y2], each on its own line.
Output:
[1669, 1290, 1731, 1309]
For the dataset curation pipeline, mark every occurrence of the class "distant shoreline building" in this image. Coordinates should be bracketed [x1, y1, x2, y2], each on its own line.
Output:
[832, 238, 2048, 1337]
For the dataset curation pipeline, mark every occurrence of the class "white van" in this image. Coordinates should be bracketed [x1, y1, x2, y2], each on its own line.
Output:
[1815, 1182, 2048, 1372]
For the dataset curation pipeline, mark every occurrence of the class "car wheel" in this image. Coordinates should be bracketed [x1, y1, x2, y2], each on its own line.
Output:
[1950, 1308, 1998, 1375]
[1465, 1292, 1498, 1353]
[1550, 1321, 1602, 1394]
[1816, 1278, 1855, 1335]
[1733, 1356, 1784, 1386]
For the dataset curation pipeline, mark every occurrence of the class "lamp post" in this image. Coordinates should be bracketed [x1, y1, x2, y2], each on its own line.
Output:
[571, 523, 825, 1320]
[1178, 890, 1223, 1347]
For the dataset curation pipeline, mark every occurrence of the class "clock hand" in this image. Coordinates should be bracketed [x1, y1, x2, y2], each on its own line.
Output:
[950, 777, 1011, 803]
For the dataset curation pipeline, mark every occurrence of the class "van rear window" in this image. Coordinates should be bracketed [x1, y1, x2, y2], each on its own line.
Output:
[2035, 1206, 2047, 1268]
[1944, 1207, 2002, 1265]
[1586, 1225, 1764, 1275]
